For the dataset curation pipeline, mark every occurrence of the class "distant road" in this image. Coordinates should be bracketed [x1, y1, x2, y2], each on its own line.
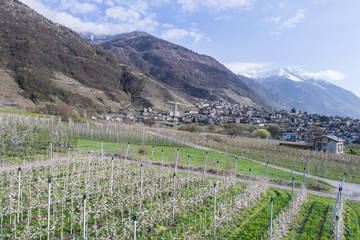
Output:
[147, 130, 360, 201]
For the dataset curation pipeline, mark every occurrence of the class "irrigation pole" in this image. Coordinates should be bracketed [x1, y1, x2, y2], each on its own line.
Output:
[150, 146, 154, 165]
[213, 182, 216, 237]
[50, 140, 53, 159]
[216, 161, 219, 184]
[328, 186, 342, 233]
[140, 164, 143, 197]
[187, 155, 190, 187]
[17, 167, 21, 223]
[88, 151, 91, 180]
[172, 173, 176, 222]
[233, 157, 238, 188]
[265, 161, 269, 184]
[161, 150, 164, 172]
[269, 197, 273, 240]
[202, 152, 208, 184]
[292, 177, 295, 198]
[249, 168, 252, 185]
[67, 146, 70, 175]
[111, 157, 114, 196]
[124, 142, 130, 165]
[341, 173, 346, 187]
[47, 178, 52, 240]
[83, 194, 87, 240]
[303, 167, 306, 186]
[336, 215, 339, 240]
[174, 148, 180, 175]
[133, 214, 137, 240]
[101, 139, 103, 162]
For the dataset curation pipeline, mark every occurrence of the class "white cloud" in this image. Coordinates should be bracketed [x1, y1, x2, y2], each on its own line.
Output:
[279, 9, 306, 29]
[279, 1, 286, 8]
[162, 23, 175, 28]
[223, 62, 270, 75]
[161, 28, 203, 43]
[20, 0, 159, 35]
[214, 15, 232, 21]
[70, 2, 98, 14]
[307, 70, 345, 81]
[106, 7, 141, 22]
[177, 0, 256, 13]
[263, 16, 282, 24]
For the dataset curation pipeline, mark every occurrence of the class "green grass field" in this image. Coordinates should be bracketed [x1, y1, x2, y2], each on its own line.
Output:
[78, 139, 333, 192]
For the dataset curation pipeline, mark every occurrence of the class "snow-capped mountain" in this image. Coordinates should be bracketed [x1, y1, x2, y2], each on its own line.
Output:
[238, 67, 360, 118]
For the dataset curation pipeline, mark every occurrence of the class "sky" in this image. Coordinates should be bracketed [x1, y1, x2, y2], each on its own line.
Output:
[20, 0, 360, 97]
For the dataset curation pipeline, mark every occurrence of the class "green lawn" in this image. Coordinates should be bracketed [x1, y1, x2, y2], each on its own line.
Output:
[78, 139, 333, 192]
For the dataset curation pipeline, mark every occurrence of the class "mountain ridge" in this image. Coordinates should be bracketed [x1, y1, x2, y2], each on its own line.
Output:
[237, 67, 360, 118]
[97, 31, 269, 107]
[0, 0, 191, 114]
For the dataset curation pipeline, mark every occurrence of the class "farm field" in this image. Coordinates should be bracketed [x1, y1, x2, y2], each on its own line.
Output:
[78, 139, 333, 192]
[156, 129, 360, 184]
[0, 112, 359, 239]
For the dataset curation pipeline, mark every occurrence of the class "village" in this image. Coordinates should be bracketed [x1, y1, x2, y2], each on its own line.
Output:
[94, 99, 360, 153]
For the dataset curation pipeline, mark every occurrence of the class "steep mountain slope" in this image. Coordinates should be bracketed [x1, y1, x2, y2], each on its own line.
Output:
[99, 32, 269, 107]
[0, 0, 187, 114]
[239, 67, 360, 118]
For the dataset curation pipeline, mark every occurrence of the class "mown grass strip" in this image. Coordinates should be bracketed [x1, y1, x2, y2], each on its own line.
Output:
[285, 195, 335, 240]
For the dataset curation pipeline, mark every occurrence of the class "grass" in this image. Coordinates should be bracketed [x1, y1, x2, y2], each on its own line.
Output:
[0, 109, 54, 118]
[229, 189, 292, 240]
[344, 201, 360, 239]
[78, 139, 333, 192]
[285, 194, 340, 240]
[345, 148, 360, 154]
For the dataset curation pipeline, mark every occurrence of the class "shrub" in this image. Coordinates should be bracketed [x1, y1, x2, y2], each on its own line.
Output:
[251, 129, 271, 139]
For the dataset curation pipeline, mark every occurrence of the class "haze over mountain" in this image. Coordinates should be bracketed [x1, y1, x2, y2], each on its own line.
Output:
[237, 67, 360, 118]
[0, 0, 190, 114]
[96, 32, 269, 107]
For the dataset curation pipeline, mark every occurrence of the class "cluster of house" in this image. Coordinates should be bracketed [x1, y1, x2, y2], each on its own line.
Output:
[92, 99, 359, 154]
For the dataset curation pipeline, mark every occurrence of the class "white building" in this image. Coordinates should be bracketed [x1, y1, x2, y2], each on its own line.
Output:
[282, 133, 297, 142]
[314, 135, 345, 154]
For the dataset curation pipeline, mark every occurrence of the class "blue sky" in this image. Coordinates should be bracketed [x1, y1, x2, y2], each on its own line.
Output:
[20, 0, 360, 97]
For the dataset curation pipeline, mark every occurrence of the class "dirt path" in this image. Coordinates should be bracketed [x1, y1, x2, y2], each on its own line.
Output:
[147, 130, 360, 201]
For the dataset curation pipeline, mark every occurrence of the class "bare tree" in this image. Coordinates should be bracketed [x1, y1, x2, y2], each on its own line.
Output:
[224, 123, 244, 138]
